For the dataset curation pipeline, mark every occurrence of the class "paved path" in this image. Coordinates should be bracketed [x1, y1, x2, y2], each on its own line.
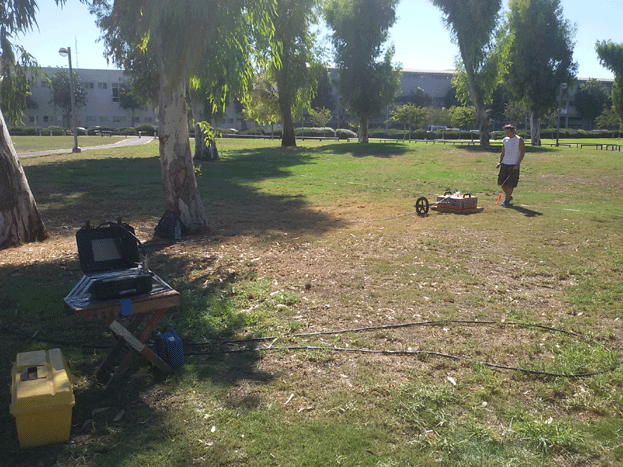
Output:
[17, 135, 157, 158]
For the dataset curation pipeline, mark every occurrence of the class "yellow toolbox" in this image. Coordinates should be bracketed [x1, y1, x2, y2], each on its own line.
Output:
[10, 348, 75, 448]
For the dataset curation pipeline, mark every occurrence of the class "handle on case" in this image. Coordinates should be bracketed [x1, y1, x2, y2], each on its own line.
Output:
[162, 325, 179, 338]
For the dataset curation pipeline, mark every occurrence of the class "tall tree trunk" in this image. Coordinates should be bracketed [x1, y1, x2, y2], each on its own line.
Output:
[359, 116, 369, 143]
[530, 111, 541, 146]
[0, 111, 48, 249]
[458, 40, 490, 146]
[280, 100, 296, 147]
[189, 91, 218, 161]
[158, 75, 208, 233]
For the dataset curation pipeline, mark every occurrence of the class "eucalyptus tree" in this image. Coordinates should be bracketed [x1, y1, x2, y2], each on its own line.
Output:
[389, 103, 426, 140]
[596, 41, 623, 130]
[265, 0, 323, 147]
[92, 0, 274, 232]
[575, 79, 611, 130]
[432, 0, 504, 146]
[324, 0, 401, 143]
[504, 0, 577, 145]
[0, 0, 61, 248]
[243, 72, 282, 134]
[49, 68, 87, 129]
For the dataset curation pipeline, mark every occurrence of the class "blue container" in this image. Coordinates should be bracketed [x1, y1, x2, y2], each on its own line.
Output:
[155, 326, 184, 368]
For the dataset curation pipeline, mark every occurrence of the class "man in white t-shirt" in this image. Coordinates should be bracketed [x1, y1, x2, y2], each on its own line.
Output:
[496, 124, 525, 207]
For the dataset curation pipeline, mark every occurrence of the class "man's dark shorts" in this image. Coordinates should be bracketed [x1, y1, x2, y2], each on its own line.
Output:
[498, 163, 520, 188]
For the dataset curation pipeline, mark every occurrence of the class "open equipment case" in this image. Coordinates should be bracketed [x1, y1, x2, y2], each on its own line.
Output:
[67, 220, 154, 303]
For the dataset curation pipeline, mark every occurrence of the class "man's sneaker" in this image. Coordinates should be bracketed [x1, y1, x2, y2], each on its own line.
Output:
[500, 201, 509, 207]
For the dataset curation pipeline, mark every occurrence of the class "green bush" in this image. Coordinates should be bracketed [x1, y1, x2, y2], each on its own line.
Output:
[368, 129, 403, 139]
[336, 128, 358, 139]
[46, 126, 65, 136]
[241, 127, 265, 135]
[87, 126, 115, 136]
[121, 127, 137, 136]
[133, 124, 157, 136]
[9, 127, 36, 136]
[295, 127, 336, 137]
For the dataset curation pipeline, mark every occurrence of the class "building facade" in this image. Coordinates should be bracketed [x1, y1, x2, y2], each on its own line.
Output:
[20, 67, 613, 131]
[21, 67, 157, 130]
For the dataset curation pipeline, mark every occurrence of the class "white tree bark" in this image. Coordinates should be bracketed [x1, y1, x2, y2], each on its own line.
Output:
[530, 111, 541, 146]
[0, 111, 47, 249]
[158, 74, 209, 233]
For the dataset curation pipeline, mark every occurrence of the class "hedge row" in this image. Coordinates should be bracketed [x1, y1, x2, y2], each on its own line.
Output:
[8, 124, 159, 137]
[237, 126, 358, 140]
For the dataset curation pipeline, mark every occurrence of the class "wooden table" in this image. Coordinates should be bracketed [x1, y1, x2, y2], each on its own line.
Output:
[65, 271, 180, 387]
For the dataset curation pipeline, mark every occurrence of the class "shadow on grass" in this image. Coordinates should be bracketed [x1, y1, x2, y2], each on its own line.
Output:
[0, 250, 269, 466]
[463, 144, 558, 154]
[23, 148, 348, 239]
[315, 141, 412, 158]
[505, 204, 543, 217]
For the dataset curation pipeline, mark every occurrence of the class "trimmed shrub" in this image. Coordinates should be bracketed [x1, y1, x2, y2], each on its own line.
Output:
[336, 128, 358, 139]
[295, 127, 336, 138]
[46, 126, 65, 136]
[121, 127, 137, 136]
[241, 127, 265, 135]
[9, 127, 37, 136]
[133, 124, 157, 136]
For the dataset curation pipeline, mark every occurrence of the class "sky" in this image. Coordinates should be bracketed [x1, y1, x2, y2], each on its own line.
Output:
[14, 0, 621, 80]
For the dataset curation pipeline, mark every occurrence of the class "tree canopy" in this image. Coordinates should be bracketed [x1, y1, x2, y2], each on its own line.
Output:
[432, 0, 503, 146]
[575, 79, 610, 130]
[49, 68, 87, 128]
[505, 0, 577, 145]
[324, 0, 401, 143]
[263, 0, 323, 146]
[596, 40, 623, 129]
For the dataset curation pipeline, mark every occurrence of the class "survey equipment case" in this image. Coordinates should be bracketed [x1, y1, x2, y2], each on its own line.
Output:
[75, 220, 153, 301]
[10, 348, 75, 448]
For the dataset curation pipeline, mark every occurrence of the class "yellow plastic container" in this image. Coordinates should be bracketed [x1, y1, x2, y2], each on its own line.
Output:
[10, 348, 75, 448]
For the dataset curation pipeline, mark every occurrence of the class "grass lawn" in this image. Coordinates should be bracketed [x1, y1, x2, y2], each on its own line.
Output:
[12, 135, 128, 153]
[1, 138, 622, 466]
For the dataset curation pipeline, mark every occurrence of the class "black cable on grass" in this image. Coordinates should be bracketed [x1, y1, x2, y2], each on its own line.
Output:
[186, 345, 619, 379]
[182, 319, 581, 347]
[184, 320, 618, 379]
[2, 319, 618, 378]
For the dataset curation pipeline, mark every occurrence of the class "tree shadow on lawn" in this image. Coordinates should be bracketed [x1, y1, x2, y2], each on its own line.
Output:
[315, 141, 412, 158]
[23, 150, 348, 239]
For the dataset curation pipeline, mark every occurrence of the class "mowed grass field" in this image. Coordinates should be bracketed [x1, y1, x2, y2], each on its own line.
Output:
[1, 137, 623, 466]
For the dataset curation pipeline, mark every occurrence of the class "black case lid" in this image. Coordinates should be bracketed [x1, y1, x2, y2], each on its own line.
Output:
[76, 222, 140, 273]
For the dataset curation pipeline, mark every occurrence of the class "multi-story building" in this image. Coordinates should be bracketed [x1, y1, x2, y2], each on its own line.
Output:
[21, 67, 157, 130]
[19, 66, 613, 131]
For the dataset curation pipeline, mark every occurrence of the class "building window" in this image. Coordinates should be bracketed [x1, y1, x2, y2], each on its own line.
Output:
[144, 117, 153, 123]
[112, 83, 121, 102]
[98, 82, 107, 89]
[83, 82, 94, 89]
[86, 116, 96, 123]
[43, 116, 49, 122]
[100, 116, 109, 123]
[29, 116, 35, 123]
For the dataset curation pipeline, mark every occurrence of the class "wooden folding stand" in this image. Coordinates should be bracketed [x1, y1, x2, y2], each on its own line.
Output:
[65, 272, 180, 388]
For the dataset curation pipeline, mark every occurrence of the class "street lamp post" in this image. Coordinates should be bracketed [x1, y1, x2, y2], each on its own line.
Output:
[555, 82, 568, 147]
[58, 47, 81, 153]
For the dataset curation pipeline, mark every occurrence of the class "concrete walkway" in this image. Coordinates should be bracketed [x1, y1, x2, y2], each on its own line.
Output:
[17, 135, 157, 158]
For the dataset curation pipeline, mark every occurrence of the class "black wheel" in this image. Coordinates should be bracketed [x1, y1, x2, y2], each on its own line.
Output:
[415, 197, 429, 215]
